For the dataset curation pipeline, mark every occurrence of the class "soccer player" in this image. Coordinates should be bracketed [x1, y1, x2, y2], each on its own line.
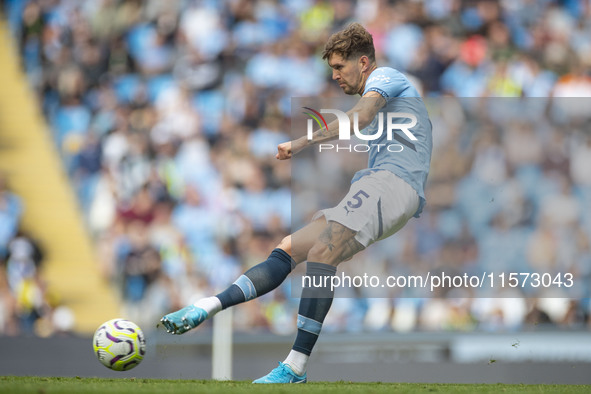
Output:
[161, 22, 432, 383]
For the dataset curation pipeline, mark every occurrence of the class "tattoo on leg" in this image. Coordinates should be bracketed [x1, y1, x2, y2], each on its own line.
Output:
[339, 237, 365, 262]
[317, 222, 365, 262]
[319, 223, 336, 251]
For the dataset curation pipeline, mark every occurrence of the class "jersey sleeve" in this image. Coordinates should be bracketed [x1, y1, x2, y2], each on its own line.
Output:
[363, 69, 410, 98]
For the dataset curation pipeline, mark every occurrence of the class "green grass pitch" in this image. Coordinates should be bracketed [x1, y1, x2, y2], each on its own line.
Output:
[1, 377, 590, 394]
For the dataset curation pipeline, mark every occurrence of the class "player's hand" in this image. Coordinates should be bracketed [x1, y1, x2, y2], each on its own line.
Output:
[276, 141, 293, 160]
[276, 138, 306, 160]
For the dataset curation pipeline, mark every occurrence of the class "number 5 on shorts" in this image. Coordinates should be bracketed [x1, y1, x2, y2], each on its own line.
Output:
[347, 190, 370, 208]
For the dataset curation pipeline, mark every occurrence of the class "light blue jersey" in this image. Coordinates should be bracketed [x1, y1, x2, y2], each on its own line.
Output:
[353, 67, 432, 217]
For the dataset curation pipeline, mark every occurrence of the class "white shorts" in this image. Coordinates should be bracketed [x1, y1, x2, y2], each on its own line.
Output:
[313, 171, 419, 247]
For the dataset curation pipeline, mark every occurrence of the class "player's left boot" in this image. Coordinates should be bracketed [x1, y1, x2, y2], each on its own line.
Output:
[252, 362, 307, 384]
[160, 305, 208, 334]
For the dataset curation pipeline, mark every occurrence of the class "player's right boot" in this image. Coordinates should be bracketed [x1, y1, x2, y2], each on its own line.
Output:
[160, 305, 208, 334]
[252, 362, 307, 384]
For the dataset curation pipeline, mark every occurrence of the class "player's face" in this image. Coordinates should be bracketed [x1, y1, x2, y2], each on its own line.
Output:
[328, 53, 364, 95]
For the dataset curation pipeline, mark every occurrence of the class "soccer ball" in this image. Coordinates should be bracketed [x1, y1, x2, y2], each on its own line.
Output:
[92, 318, 146, 371]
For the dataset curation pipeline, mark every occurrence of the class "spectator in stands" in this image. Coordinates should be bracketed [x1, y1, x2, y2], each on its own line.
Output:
[0, 173, 23, 261]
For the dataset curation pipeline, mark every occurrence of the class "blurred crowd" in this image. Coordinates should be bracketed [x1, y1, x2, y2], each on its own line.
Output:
[1, 0, 590, 335]
[0, 173, 64, 336]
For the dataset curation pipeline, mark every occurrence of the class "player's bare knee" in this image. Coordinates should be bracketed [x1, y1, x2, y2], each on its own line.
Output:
[276, 235, 292, 256]
[307, 242, 340, 266]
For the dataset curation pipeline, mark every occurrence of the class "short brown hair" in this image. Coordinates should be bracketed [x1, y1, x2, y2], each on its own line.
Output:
[322, 23, 376, 63]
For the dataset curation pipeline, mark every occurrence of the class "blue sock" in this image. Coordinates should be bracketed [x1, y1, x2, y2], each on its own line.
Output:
[292, 262, 337, 356]
[216, 248, 294, 310]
